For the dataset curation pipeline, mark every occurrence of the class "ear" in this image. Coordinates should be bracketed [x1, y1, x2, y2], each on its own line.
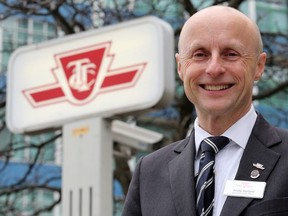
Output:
[175, 53, 183, 80]
[254, 52, 267, 81]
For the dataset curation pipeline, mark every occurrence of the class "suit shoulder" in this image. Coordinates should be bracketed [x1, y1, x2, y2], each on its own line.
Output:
[254, 114, 288, 144]
[274, 126, 288, 141]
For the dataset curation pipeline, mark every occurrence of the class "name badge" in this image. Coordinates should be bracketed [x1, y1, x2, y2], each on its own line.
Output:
[224, 180, 266, 199]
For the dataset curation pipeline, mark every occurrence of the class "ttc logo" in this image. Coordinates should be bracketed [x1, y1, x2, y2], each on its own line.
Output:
[23, 42, 147, 107]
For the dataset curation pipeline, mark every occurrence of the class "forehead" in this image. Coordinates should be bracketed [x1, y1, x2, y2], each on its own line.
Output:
[179, 7, 258, 54]
[181, 22, 250, 54]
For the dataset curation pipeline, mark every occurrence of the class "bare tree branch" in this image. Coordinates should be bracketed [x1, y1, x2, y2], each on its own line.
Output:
[0, 0, 287, 215]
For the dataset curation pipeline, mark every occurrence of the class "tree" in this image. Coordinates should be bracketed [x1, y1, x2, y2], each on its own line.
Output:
[0, 0, 287, 215]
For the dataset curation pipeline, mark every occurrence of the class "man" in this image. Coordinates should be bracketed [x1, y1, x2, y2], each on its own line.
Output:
[122, 5, 288, 216]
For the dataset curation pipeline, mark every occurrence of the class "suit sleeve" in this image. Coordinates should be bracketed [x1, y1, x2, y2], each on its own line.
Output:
[121, 157, 143, 216]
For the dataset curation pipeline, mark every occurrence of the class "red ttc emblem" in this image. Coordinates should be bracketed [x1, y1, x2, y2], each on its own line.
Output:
[23, 41, 147, 107]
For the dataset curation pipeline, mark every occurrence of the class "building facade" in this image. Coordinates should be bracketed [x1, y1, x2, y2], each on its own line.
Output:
[0, 18, 61, 216]
[0, 0, 287, 216]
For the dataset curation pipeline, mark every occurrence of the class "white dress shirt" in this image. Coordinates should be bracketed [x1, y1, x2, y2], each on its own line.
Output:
[194, 105, 257, 216]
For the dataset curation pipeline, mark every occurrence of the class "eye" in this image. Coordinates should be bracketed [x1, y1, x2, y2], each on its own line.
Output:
[223, 50, 240, 60]
[192, 50, 208, 60]
[225, 52, 237, 56]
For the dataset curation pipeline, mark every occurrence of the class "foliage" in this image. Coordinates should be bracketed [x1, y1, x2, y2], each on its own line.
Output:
[0, 0, 287, 215]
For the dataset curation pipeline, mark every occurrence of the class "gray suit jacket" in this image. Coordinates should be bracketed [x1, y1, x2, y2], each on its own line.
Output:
[122, 114, 288, 216]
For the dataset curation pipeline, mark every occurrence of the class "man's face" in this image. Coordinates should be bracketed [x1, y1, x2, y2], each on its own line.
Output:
[176, 11, 266, 120]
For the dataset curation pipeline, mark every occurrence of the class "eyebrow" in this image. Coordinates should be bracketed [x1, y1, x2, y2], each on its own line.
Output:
[179, 41, 203, 56]
[180, 39, 247, 56]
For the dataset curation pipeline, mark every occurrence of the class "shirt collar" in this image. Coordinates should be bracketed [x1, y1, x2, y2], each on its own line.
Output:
[194, 105, 257, 156]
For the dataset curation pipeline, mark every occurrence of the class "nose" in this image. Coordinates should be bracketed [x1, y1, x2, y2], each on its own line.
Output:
[205, 54, 225, 77]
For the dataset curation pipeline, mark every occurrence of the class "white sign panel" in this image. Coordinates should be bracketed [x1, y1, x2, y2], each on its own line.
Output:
[7, 16, 175, 133]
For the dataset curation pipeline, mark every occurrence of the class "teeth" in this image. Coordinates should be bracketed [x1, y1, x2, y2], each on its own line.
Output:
[204, 85, 230, 91]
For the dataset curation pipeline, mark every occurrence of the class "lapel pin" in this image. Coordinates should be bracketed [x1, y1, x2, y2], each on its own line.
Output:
[253, 163, 265, 170]
[250, 169, 260, 179]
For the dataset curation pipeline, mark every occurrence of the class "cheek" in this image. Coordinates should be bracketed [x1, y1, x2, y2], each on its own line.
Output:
[182, 68, 201, 101]
[180, 61, 201, 83]
[240, 58, 259, 78]
[235, 60, 258, 84]
[182, 72, 198, 93]
[183, 81, 197, 105]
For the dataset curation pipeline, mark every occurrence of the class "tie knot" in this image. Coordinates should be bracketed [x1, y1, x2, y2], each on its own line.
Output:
[200, 136, 230, 154]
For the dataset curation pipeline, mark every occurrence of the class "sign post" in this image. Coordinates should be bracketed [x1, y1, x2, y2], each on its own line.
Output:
[62, 117, 113, 216]
[7, 16, 175, 215]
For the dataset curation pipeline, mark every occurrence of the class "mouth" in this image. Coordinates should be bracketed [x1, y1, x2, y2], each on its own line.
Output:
[200, 84, 233, 91]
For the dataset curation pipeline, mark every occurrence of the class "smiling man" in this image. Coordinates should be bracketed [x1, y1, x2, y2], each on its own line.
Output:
[122, 5, 288, 216]
[175, 5, 265, 136]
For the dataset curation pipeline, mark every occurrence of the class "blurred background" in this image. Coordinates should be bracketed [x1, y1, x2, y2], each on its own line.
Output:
[0, 0, 287, 215]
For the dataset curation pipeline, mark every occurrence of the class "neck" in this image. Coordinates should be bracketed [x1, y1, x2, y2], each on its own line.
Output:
[197, 116, 232, 135]
[196, 106, 252, 135]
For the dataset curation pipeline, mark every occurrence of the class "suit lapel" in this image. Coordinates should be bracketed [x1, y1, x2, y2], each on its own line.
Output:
[168, 133, 197, 216]
[220, 115, 281, 216]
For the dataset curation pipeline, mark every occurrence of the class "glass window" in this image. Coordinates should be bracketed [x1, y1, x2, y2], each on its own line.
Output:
[18, 31, 28, 45]
[11, 134, 25, 160]
[48, 23, 57, 36]
[2, 31, 13, 41]
[33, 22, 43, 33]
[25, 190, 37, 213]
[2, 41, 12, 50]
[25, 190, 53, 216]
[2, 52, 10, 65]
[28, 133, 57, 162]
[0, 127, 11, 150]
[0, 64, 7, 74]
[42, 190, 54, 207]
[257, 2, 288, 33]
[18, 19, 28, 29]
[42, 142, 55, 162]
[33, 34, 44, 43]
[11, 191, 24, 211]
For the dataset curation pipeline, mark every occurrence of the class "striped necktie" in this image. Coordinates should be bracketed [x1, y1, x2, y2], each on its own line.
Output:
[196, 136, 230, 216]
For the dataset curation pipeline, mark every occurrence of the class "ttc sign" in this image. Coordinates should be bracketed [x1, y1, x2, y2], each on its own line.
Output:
[7, 16, 174, 133]
[23, 42, 146, 107]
